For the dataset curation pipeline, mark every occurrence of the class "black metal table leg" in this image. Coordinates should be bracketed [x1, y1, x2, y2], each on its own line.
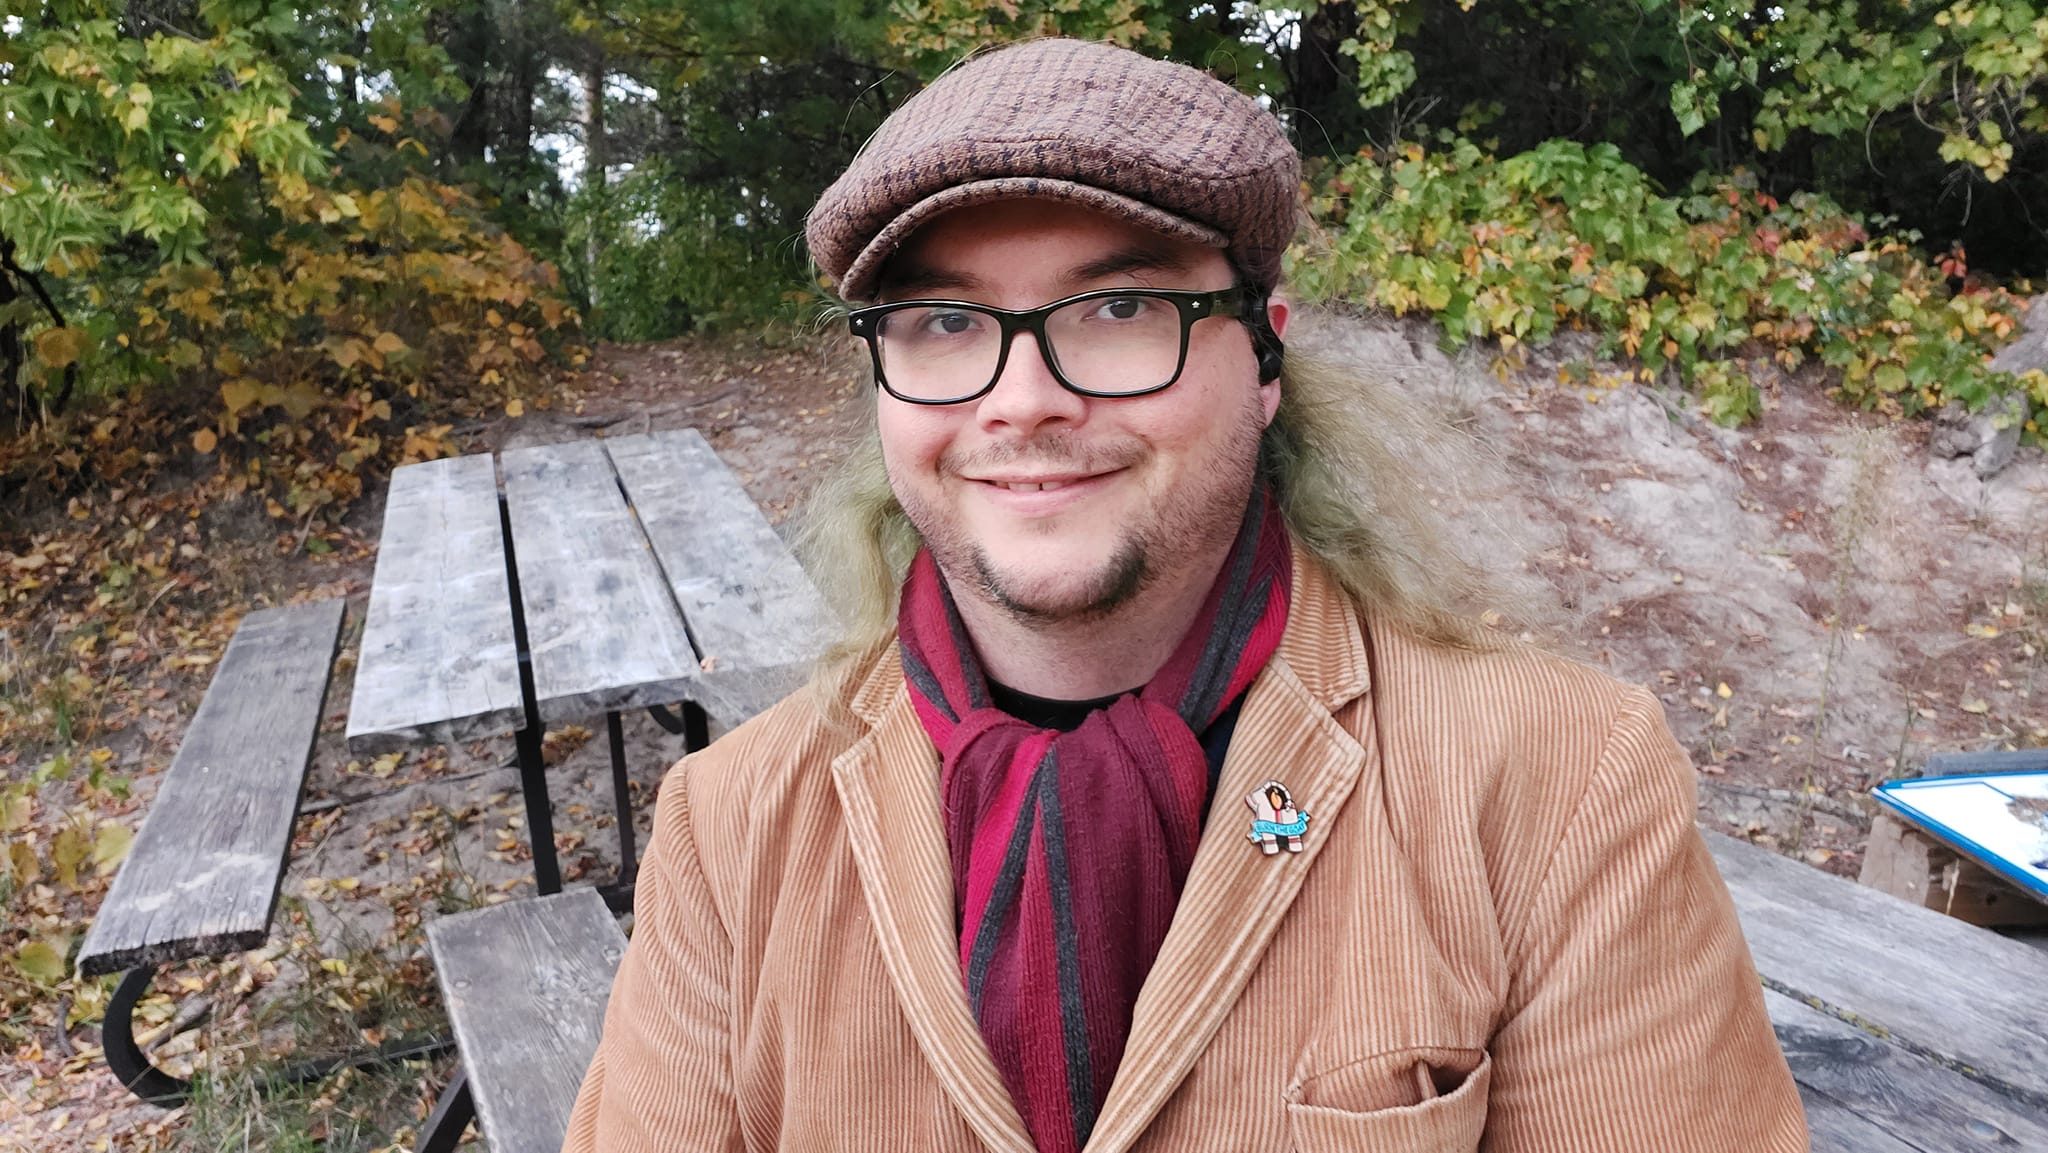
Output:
[512, 708, 561, 895]
[104, 966, 191, 1105]
[606, 711, 637, 887]
[647, 701, 711, 752]
[414, 1067, 474, 1153]
[499, 492, 562, 896]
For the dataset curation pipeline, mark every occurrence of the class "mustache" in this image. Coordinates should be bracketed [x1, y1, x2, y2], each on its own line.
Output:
[938, 434, 1147, 477]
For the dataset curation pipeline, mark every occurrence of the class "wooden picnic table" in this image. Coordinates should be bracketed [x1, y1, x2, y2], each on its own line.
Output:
[345, 428, 834, 896]
[1710, 831, 2048, 1150]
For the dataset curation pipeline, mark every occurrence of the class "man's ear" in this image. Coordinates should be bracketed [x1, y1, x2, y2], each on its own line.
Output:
[1267, 294, 1291, 341]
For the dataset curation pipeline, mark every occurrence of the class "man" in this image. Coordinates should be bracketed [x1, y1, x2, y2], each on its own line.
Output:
[564, 37, 1807, 1153]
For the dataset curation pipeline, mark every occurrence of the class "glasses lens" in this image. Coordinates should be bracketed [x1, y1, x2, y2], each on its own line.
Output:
[875, 305, 1001, 403]
[1045, 293, 1185, 395]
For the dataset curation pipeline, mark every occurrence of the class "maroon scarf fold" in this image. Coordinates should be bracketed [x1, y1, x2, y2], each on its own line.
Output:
[897, 491, 1292, 1153]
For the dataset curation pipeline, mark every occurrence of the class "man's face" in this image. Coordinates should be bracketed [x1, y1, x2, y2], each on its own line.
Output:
[871, 199, 1287, 625]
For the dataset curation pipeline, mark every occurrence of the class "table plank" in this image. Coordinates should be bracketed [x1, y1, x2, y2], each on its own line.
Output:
[347, 455, 523, 754]
[1768, 989, 2048, 1150]
[1798, 1095, 1923, 1153]
[79, 600, 344, 975]
[606, 429, 834, 720]
[502, 440, 699, 723]
[1709, 831, 2048, 1107]
[428, 888, 626, 1153]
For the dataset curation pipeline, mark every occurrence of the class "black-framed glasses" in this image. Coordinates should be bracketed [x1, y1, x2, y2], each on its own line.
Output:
[846, 286, 1264, 405]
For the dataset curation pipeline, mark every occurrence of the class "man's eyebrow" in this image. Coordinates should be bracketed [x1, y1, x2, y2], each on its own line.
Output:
[1063, 245, 1196, 286]
[874, 262, 986, 299]
[872, 244, 1196, 299]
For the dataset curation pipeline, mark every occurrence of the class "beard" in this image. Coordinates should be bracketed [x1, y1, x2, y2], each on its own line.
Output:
[891, 404, 1267, 628]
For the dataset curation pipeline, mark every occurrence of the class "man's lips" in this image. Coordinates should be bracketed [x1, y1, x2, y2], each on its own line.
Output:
[968, 470, 1115, 493]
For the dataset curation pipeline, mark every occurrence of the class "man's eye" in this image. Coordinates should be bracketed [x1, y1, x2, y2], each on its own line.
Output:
[1091, 296, 1151, 321]
[923, 310, 980, 335]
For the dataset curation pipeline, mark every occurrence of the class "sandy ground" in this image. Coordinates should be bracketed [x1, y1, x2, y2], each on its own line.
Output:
[8, 311, 2045, 1148]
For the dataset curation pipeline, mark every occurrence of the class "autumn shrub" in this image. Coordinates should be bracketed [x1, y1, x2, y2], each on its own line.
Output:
[1295, 137, 2048, 430]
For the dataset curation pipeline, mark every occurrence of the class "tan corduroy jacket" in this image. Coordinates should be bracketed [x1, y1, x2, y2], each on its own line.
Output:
[564, 553, 1808, 1152]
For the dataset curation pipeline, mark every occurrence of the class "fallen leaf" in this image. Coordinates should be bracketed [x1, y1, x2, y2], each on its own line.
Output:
[504, 398, 524, 418]
[193, 428, 218, 454]
[92, 822, 133, 872]
[13, 940, 65, 985]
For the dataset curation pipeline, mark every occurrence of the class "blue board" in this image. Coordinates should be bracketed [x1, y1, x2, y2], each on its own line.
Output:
[1873, 770, 2048, 903]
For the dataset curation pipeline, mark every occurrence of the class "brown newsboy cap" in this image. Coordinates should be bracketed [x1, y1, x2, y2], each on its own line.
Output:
[807, 38, 1301, 302]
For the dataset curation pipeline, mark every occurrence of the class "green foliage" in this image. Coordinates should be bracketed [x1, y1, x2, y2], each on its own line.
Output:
[567, 162, 805, 339]
[1300, 137, 2042, 428]
[1691, 0, 2047, 184]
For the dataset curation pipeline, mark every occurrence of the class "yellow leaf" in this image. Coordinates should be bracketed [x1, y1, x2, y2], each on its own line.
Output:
[373, 331, 407, 355]
[35, 326, 87, 369]
[92, 823, 133, 872]
[327, 337, 363, 370]
[1961, 699, 1990, 714]
[504, 398, 524, 418]
[318, 957, 350, 976]
[1715, 682, 1732, 699]
[192, 428, 218, 454]
[52, 826, 87, 889]
[368, 114, 398, 133]
[7, 839, 37, 888]
[278, 382, 322, 420]
[0, 793, 30, 830]
[12, 940, 65, 986]
[370, 752, 402, 778]
[220, 378, 262, 414]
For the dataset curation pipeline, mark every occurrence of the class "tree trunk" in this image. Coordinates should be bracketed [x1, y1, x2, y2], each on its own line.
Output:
[439, 0, 494, 165]
[495, 0, 540, 197]
[583, 52, 606, 317]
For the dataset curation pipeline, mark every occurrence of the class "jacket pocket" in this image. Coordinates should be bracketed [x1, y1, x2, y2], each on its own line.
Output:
[1283, 1049, 1491, 1153]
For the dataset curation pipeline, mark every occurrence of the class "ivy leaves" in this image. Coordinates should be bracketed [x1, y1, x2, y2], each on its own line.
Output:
[1302, 137, 2040, 430]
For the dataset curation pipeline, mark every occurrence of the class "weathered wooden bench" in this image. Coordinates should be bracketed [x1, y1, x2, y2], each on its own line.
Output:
[418, 888, 626, 1153]
[76, 599, 351, 1103]
[1709, 829, 2048, 1149]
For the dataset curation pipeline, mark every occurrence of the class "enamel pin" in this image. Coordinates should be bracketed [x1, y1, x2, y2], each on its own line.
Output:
[1245, 780, 1309, 855]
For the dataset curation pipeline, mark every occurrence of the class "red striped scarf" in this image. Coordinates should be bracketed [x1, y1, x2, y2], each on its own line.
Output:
[897, 492, 1292, 1152]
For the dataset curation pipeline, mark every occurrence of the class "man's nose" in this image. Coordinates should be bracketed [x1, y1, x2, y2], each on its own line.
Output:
[974, 329, 1087, 432]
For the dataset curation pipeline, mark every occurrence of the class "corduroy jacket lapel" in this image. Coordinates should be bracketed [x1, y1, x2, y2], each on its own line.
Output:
[832, 650, 1037, 1153]
[1085, 552, 1375, 1153]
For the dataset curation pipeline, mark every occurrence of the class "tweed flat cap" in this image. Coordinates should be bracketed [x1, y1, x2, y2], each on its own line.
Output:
[808, 38, 1300, 302]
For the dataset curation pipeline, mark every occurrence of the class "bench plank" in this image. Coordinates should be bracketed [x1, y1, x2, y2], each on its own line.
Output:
[347, 455, 523, 754]
[502, 440, 699, 724]
[606, 430, 834, 722]
[1768, 989, 2048, 1150]
[428, 888, 627, 1153]
[78, 600, 345, 976]
[1709, 830, 2048, 1106]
